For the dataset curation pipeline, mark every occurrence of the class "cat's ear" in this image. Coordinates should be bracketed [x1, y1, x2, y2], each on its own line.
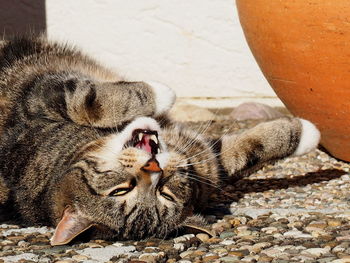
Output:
[181, 215, 215, 237]
[50, 206, 94, 246]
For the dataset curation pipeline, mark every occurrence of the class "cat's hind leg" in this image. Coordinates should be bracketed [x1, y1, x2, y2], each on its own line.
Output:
[219, 117, 320, 178]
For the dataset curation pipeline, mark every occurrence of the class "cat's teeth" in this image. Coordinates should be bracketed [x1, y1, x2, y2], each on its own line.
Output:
[150, 135, 158, 144]
[138, 133, 143, 142]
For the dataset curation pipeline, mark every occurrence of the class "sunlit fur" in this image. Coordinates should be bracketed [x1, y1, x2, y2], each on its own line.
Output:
[0, 37, 320, 242]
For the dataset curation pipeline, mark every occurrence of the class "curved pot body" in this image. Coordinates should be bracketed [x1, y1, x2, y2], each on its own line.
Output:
[236, 0, 350, 161]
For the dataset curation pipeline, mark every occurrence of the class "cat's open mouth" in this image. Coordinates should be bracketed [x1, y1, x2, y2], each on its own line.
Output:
[127, 129, 160, 154]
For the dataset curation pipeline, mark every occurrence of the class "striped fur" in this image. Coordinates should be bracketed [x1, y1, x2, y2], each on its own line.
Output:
[0, 37, 320, 244]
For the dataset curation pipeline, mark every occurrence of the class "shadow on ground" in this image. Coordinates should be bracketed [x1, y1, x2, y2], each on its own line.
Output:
[205, 168, 346, 216]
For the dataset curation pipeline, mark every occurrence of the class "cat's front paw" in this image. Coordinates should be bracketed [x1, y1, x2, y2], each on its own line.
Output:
[293, 119, 321, 156]
[146, 81, 176, 115]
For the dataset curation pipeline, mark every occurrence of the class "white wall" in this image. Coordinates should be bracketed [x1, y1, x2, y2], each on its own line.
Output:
[46, 0, 281, 107]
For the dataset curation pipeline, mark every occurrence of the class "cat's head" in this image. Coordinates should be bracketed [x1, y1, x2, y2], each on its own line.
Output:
[50, 117, 215, 245]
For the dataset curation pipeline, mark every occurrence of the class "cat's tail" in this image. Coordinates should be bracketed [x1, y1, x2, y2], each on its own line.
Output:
[219, 117, 320, 178]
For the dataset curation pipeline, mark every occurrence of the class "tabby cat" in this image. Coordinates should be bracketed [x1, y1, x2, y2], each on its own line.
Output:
[0, 37, 320, 246]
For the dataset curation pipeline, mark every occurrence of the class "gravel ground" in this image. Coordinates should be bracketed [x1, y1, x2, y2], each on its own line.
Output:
[1, 110, 350, 263]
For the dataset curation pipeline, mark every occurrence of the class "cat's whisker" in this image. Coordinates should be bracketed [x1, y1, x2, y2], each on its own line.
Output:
[176, 133, 239, 168]
[168, 121, 211, 156]
[181, 170, 219, 185]
[180, 120, 214, 153]
[176, 135, 223, 164]
[179, 107, 222, 154]
[176, 125, 229, 164]
[179, 172, 223, 191]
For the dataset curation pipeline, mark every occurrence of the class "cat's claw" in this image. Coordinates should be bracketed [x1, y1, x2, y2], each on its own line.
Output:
[293, 118, 321, 156]
[146, 81, 176, 115]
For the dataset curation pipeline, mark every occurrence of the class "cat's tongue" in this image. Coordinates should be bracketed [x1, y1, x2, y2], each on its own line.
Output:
[136, 135, 152, 153]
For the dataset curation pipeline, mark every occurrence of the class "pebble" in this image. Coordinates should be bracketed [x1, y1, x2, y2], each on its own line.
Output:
[283, 230, 313, 238]
[196, 233, 210, 242]
[327, 219, 342, 227]
[173, 243, 185, 251]
[220, 240, 235, 246]
[220, 256, 241, 262]
[179, 250, 193, 258]
[331, 259, 350, 263]
[71, 254, 89, 261]
[220, 231, 235, 239]
[302, 247, 330, 257]
[139, 252, 165, 263]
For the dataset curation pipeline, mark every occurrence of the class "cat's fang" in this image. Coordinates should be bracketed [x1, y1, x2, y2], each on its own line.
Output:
[150, 135, 158, 144]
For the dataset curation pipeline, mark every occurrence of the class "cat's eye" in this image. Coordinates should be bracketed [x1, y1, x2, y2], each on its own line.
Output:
[160, 192, 174, 201]
[109, 188, 132, 196]
[159, 187, 175, 202]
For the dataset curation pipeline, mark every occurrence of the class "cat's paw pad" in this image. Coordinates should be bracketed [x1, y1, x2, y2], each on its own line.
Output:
[146, 81, 176, 114]
[293, 119, 321, 156]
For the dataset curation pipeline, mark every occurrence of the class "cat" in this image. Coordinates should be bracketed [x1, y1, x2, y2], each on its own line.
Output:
[0, 36, 321, 246]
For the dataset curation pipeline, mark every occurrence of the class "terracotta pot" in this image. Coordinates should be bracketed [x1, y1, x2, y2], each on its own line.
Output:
[236, 0, 350, 161]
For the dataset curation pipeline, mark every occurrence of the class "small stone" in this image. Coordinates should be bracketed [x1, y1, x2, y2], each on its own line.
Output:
[143, 247, 159, 253]
[318, 258, 338, 263]
[250, 242, 272, 253]
[302, 247, 330, 257]
[192, 250, 206, 257]
[202, 253, 219, 262]
[72, 254, 89, 261]
[337, 236, 350, 242]
[173, 243, 185, 251]
[206, 237, 222, 244]
[230, 102, 283, 120]
[327, 219, 342, 227]
[179, 250, 193, 258]
[38, 257, 52, 263]
[229, 249, 249, 257]
[229, 218, 242, 227]
[220, 240, 235, 246]
[212, 221, 231, 233]
[333, 245, 346, 253]
[86, 242, 103, 248]
[17, 241, 30, 247]
[261, 227, 278, 234]
[283, 230, 312, 239]
[196, 233, 210, 242]
[331, 259, 350, 263]
[170, 102, 218, 122]
[261, 248, 287, 258]
[212, 247, 228, 256]
[220, 231, 235, 239]
[258, 255, 273, 262]
[1, 240, 14, 246]
[139, 253, 156, 263]
[305, 222, 327, 232]
[220, 256, 240, 262]
[241, 255, 259, 262]
[112, 242, 124, 247]
[173, 234, 195, 244]
[1, 253, 40, 263]
[139, 252, 165, 263]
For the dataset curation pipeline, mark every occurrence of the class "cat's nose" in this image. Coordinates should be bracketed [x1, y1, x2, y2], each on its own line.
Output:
[139, 158, 162, 189]
[141, 158, 162, 173]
